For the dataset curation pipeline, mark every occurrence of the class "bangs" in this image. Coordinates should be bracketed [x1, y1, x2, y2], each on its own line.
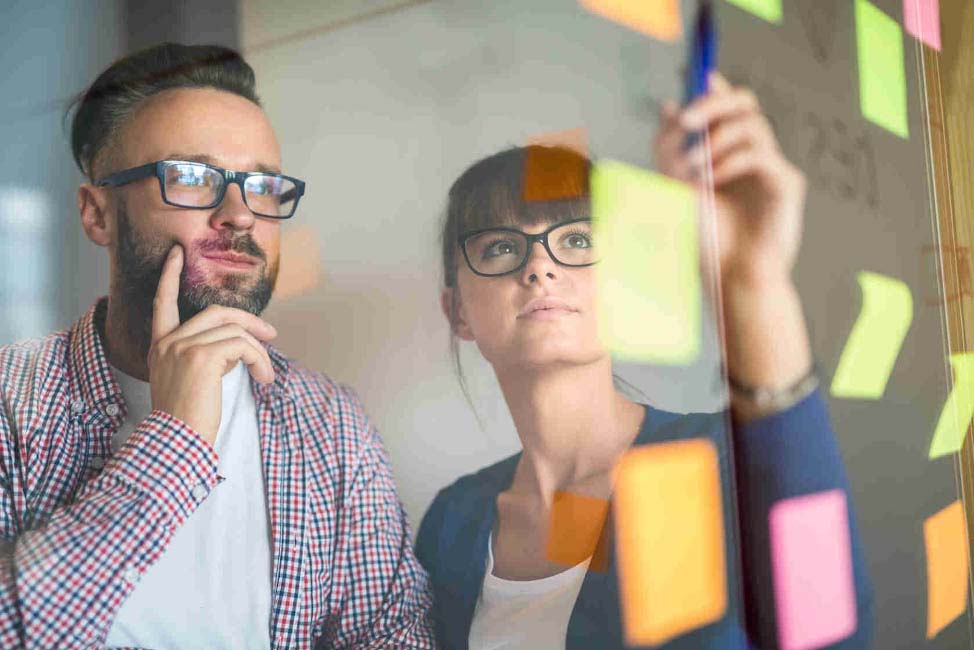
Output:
[450, 145, 591, 235]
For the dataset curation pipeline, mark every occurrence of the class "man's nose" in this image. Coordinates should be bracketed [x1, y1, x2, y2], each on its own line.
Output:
[210, 183, 256, 231]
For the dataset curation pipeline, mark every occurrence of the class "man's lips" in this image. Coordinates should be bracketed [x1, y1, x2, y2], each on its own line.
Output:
[200, 252, 258, 269]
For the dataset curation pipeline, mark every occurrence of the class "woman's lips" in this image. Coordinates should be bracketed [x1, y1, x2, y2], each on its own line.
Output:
[519, 307, 577, 321]
[517, 296, 579, 320]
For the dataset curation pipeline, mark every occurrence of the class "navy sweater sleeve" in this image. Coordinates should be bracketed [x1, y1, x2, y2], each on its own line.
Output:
[732, 388, 874, 648]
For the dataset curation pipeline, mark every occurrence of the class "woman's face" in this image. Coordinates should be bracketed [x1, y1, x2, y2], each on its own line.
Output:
[447, 218, 608, 373]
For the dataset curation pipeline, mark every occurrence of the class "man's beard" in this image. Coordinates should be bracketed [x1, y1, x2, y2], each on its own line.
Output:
[114, 203, 277, 353]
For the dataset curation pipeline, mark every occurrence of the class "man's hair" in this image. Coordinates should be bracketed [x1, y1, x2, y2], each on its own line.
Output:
[67, 42, 260, 182]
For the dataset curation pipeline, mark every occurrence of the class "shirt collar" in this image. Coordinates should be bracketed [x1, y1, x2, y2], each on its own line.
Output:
[69, 298, 292, 408]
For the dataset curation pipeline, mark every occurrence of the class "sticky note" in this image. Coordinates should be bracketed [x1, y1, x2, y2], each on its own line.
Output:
[591, 160, 701, 365]
[614, 438, 727, 646]
[830, 271, 913, 399]
[579, 0, 682, 42]
[904, 0, 942, 51]
[724, 0, 783, 24]
[546, 491, 610, 572]
[855, 0, 909, 139]
[925, 500, 970, 638]
[928, 353, 974, 459]
[274, 225, 323, 300]
[770, 490, 857, 650]
[523, 129, 589, 202]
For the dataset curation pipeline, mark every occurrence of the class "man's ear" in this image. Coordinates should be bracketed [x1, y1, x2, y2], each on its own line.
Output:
[78, 183, 112, 247]
[440, 287, 475, 341]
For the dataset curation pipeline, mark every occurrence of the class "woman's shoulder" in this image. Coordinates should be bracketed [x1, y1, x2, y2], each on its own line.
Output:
[415, 452, 519, 565]
[419, 453, 519, 530]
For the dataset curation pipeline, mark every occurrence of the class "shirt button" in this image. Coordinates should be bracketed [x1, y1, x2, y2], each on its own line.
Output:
[105, 404, 120, 417]
[191, 482, 208, 501]
[122, 566, 139, 584]
[91, 456, 105, 469]
[70, 400, 85, 414]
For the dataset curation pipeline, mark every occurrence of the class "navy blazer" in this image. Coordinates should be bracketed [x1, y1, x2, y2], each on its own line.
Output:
[415, 390, 874, 649]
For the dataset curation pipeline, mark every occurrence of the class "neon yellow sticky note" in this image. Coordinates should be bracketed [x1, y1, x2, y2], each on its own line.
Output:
[928, 353, 974, 459]
[591, 160, 700, 365]
[615, 438, 727, 646]
[924, 500, 970, 638]
[579, 0, 683, 42]
[830, 272, 913, 399]
[855, 0, 909, 139]
[724, 0, 783, 23]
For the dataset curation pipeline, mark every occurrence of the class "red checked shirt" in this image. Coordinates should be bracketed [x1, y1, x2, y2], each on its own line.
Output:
[0, 300, 436, 649]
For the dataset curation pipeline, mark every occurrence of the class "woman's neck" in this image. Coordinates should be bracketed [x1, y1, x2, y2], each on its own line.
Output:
[495, 359, 645, 502]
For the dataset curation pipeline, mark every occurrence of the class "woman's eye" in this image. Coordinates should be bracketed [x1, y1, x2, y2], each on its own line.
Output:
[483, 240, 518, 259]
[563, 233, 592, 248]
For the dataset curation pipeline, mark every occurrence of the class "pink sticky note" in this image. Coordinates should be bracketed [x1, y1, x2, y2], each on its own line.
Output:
[903, 0, 941, 50]
[769, 490, 857, 650]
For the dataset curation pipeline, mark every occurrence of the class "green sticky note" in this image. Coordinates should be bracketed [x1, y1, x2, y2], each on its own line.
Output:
[929, 353, 974, 459]
[591, 160, 700, 365]
[831, 271, 913, 399]
[855, 0, 909, 139]
[724, 0, 782, 23]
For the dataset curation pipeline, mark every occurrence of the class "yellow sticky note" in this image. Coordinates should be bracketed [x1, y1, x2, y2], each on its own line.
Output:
[830, 271, 913, 399]
[724, 0, 783, 23]
[591, 160, 700, 365]
[546, 491, 611, 572]
[855, 0, 909, 139]
[579, 0, 683, 42]
[614, 438, 727, 646]
[924, 500, 970, 638]
[928, 353, 974, 459]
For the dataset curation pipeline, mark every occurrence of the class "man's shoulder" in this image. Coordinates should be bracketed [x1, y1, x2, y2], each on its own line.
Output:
[282, 357, 347, 408]
[0, 330, 72, 391]
[275, 355, 377, 445]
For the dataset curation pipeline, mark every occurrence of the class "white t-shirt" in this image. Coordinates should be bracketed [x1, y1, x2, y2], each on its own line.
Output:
[105, 361, 273, 650]
[468, 532, 590, 650]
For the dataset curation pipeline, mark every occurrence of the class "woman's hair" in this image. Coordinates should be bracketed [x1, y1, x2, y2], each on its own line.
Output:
[66, 42, 260, 182]
[439, 144, 592, 405]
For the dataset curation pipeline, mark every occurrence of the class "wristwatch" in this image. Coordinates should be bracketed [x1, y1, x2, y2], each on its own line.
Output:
[727, 364, 819, 420]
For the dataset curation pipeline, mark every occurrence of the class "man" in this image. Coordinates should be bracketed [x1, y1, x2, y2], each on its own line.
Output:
[0, 43, 434, 649]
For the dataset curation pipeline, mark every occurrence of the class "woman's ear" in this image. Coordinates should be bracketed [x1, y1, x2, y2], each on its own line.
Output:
[78, 183, 112, 247]
[441, 287, 475, 341]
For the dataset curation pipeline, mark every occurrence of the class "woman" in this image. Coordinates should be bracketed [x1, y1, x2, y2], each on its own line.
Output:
[415, 73, 873, 649]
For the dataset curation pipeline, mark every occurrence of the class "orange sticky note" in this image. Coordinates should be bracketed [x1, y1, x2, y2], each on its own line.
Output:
[925, 500, 970, 639]
[522, 132, 589, 202]
[579, 0, 683, 42]
[546, 491, 611, 572]
[614, 438, 727, 646]
[274, 225, 323, 300]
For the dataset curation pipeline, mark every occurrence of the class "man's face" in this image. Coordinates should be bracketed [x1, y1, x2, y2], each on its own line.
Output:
[104, 87, 284, 324]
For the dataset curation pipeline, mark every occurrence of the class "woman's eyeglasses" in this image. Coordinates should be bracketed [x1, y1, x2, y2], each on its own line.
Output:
[459, 218, 599, 277]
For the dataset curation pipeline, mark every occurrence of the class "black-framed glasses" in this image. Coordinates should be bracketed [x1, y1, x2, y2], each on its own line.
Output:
[98, 160, 306, 219]
[459, 218, 599, 277]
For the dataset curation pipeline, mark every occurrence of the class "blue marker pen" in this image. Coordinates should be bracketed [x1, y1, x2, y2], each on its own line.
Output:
[684, 0, 717, 147]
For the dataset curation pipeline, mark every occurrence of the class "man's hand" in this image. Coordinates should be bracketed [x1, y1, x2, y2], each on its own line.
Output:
[147, 245, 277, 444]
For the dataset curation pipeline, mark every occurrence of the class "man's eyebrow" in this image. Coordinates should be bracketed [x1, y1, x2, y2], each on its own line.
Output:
[164, 153, 282, 175]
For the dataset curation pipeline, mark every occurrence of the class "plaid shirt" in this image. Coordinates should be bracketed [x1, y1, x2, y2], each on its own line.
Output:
[0, 299, 436, 649]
